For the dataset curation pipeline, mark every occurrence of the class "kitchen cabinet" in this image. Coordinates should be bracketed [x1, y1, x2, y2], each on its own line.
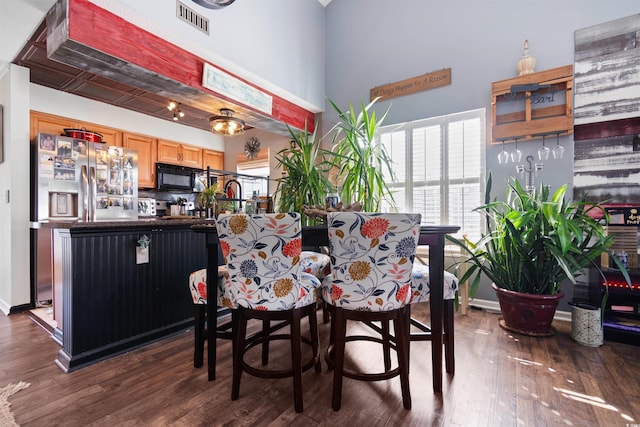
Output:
[85, 123, 121, 147]
[202, 149, 224, 171]
[124, 132, 157, 188]
[30, 111, 121, 146]
[30, 111, 76, 140]
[157, 139, 203, 168]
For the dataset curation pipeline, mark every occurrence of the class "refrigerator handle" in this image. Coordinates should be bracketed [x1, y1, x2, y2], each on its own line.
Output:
[81, 165, 89, 222]
[89, 166, 97, 222]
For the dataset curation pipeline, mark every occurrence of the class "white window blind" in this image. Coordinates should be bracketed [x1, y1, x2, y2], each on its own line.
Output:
[380, 109, 485, 240]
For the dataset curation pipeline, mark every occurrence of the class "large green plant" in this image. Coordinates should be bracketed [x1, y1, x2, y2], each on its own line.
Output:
[273, 123, 334, 225]
[327, 97, 395, 212]
[448, 173, 631, 297]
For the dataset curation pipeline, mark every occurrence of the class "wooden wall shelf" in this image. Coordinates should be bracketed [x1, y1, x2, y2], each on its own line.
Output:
[491, 65, 573, 144]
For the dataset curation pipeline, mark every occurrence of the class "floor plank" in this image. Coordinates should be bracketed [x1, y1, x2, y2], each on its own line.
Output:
[1, 307, 638, 426]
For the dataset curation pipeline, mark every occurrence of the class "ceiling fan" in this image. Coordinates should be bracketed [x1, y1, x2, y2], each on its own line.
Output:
[191, 0, 236, 9]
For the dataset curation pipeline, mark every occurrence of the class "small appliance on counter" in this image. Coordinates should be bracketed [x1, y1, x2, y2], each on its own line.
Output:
[137, 198, 156, 217]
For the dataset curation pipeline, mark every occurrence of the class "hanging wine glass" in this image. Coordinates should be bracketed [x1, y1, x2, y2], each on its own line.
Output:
[538, 134, 550, 161]
[511, 137, 522, 163]
[498, 139, 509, 164]
[552, 132, 565, 159]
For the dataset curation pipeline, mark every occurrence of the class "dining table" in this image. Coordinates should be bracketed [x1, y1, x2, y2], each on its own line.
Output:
[192, 223, 460, 393]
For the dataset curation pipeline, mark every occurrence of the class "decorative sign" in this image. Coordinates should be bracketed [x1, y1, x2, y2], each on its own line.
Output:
[202, 63, 273, 114]
[370, 68, 451, 101]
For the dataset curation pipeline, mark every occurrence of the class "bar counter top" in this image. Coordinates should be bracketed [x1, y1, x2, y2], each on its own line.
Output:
[35, 217, 215, 231]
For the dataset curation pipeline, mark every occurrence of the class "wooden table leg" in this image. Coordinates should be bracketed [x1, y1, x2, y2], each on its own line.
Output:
[429, 234, 445, 393]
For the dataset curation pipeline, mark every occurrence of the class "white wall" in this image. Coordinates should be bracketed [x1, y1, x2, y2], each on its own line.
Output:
[0, 65, 32, 314]
[93, 0, 326, 112]
[324, 1, 640, 307]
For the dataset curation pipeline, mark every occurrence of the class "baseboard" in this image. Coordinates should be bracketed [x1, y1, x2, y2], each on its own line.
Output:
[468, 298, 572, 323]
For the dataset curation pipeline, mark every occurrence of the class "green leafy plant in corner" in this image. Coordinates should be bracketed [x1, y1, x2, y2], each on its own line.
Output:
[273, 122, 334, 225]
[326, 97, 395, 212]
[447, 173, 631, 307]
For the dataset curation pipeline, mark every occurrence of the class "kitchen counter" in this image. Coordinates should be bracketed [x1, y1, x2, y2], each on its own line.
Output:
[37, 217, 215, 231]
[50, 219, 208, 372]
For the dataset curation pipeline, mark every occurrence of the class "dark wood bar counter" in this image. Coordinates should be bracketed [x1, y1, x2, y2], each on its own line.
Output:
[45, 218, 211, 372]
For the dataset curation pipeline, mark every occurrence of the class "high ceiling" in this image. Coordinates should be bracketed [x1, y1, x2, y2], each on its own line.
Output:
[14, 20, 245, 134]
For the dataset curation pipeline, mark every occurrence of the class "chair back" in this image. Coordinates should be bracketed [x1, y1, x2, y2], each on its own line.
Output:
[215, 213, 306, 310]
[323, 212, 421, 311]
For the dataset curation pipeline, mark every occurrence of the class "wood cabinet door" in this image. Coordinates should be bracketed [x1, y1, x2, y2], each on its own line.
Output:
[83, 123, 122, 147]
[202, 149, 224, 171]
[181, 144, 203, 168]
[30, 111, 76, 141]
[124, 133, 157, 189]
[157, 140, 181, 165]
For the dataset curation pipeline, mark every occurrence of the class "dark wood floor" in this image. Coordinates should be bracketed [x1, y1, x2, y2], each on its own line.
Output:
[2, 305, 639, 426]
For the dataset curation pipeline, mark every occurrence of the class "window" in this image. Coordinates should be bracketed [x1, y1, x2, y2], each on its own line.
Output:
[236, 155, 270, 198]
[380, 108, 485, 240]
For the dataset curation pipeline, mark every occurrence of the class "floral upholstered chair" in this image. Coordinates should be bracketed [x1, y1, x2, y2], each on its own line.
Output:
[188, 266, 233, 368]
[216, 212, 321, 413]
[409, 264, 458, 374]
[321, 212, 421, 411]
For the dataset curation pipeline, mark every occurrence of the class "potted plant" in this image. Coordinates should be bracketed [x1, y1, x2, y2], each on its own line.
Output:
[197, 181, 222, 218]
[273, 122, 334, 225]
[448, 173, 631, 336]
[326, 97, 395, 212]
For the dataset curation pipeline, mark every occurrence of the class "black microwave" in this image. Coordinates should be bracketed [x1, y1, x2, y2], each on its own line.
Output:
[156, 163, 201, 192]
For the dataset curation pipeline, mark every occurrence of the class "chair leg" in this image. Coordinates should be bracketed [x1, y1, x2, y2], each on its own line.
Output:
[194, 304, 205, 368]
[444, 300, 455, 374]
[395, 307, 412, 410]
[331, 308, 346, 411]
[308, 306, 322, 373]
[382, 320, 391, 372]
[261, 319, 270, 366]
[290, 308, 304, 413]
[232, 309, 248, 401]
[404, 305, 412, 371]
[322, 301, 330, 324]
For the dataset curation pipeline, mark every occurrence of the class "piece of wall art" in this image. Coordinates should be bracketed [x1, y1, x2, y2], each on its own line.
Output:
[573, 133, 640, 203]
[574, 14, 640, 134]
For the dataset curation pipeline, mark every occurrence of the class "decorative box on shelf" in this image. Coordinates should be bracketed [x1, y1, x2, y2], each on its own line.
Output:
[491, 64, 573, 144]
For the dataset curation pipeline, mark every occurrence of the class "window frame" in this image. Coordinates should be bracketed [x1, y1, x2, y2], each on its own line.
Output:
[379, 108, 486, 239]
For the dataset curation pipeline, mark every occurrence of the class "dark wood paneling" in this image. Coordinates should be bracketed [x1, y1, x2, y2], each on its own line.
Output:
[56, 225, 206, 371]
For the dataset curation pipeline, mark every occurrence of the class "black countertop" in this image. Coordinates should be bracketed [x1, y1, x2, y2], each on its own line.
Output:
[36, 217, 215, 231]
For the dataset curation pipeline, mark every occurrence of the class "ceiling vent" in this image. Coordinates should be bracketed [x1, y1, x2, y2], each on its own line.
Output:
[176, 1, 209, 35]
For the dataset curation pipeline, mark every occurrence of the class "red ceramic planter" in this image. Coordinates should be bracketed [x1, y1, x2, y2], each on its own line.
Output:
[492, 283, 564, 336]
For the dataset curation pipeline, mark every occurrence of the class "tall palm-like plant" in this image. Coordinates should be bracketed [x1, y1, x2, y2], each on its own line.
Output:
[273, 123, 334, 225]
[327, 97, 395, 212]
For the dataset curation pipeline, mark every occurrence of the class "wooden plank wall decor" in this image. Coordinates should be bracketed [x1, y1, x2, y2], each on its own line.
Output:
[574, 14, 640, 139]
[45, 0, 315, 136]
[370, 68, 451, 102]
[490, 65, 573, 143]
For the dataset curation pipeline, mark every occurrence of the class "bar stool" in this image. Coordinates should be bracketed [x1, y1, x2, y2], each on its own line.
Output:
[409, 265, 458, 374]
[322, 212, 421, 411]
[188, 266, 234, 368]
[216, 212, 322, 413]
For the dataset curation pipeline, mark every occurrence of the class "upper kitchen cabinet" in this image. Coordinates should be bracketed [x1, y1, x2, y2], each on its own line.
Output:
[202, 149, 224, 171]
[123, 133, 157, 189]
[85, 124, 122, 147]
[30, 111, 122, 146]
[30, 111, 75, 140]
[157, 139, 203, 169]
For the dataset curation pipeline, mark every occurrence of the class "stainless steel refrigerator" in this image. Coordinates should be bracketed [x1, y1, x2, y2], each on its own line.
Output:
[30, 133, 139, 304]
